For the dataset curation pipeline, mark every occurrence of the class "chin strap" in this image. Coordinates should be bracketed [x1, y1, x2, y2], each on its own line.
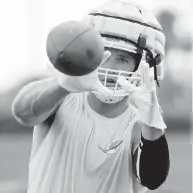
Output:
[146, 52, 162, 87]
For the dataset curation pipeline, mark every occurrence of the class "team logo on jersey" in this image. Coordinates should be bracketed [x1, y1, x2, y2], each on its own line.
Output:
[98, 140, 124, 154]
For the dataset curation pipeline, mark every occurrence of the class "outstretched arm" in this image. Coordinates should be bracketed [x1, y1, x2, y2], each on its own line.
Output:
[12, 67, 70, 127]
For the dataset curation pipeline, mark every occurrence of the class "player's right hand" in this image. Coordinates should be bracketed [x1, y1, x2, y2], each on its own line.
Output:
[50, 51, 112, 95]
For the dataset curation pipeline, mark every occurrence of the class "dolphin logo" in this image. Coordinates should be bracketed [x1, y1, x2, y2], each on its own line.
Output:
[98, 140, 124, 154]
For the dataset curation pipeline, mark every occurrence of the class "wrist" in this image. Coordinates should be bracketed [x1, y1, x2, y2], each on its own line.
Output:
[56, 83, 70, 97]
[138, 103, 167, 130]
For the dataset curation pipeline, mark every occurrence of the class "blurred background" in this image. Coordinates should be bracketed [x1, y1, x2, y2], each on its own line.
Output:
[0, 0, 192, 192]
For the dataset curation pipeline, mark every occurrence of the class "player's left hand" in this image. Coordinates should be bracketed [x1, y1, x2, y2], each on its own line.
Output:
[117, 62, 166, 130]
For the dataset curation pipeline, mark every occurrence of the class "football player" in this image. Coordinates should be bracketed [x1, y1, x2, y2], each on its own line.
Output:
[12, 1, 170, 193]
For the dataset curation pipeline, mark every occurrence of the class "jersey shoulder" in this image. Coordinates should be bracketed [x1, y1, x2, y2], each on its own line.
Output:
[43, 93, 85, 128]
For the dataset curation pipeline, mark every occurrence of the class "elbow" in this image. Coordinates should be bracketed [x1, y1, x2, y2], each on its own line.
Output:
[12, 99, 36, 127]
[13, 113, 36, 127]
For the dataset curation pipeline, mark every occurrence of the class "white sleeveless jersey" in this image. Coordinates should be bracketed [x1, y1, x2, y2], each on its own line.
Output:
[28, 93, 147, 193]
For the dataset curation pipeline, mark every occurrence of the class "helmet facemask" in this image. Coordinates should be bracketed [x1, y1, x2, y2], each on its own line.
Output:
[94, 65, 142, 103]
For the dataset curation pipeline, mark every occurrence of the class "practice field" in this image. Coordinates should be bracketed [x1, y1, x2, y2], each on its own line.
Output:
[0, 132, 191, 193]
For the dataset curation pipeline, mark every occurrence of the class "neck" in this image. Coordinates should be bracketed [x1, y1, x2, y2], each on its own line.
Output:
[87, 92, 130, 118]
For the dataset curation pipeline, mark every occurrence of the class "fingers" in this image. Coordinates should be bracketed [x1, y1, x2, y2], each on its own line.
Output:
[100, 50, 111, 66]
[130, 70, 141, 87]
[156, 62, 164, 81]
[117, 76, 137, 93]
[141, 61, 159, 92]
[141, 62, 150, 86]
[93, 79, 113, 97]
[154, 41, 165, 59]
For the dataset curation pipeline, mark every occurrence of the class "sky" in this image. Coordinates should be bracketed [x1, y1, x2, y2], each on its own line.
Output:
[0, 0, 192, 89]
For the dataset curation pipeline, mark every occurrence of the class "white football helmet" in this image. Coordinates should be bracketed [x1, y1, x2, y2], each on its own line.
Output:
[83, 0, 165, 103]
